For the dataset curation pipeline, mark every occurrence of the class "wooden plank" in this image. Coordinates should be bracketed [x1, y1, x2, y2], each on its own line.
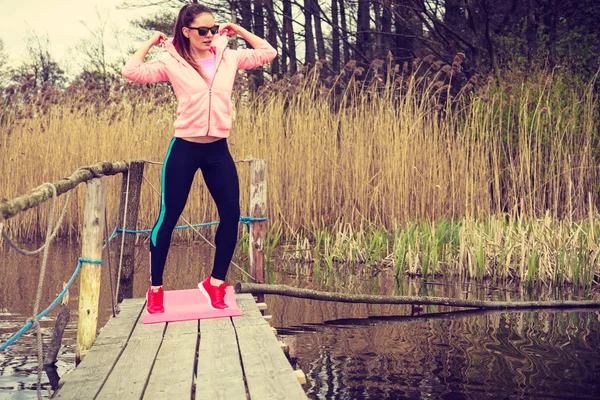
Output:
[94, 299, 146, 346]
[54, 342, 127, 400]
[55, 299, 145, 399]
[234, 323, 307, 400]
[233, 294, 267, 327]
[143, 320, 198, 400]
[95, 312, 166, 399]
[195, 317, 246, 400]
[232, 295, 307, 400]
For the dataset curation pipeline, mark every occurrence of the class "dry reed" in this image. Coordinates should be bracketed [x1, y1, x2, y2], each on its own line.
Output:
[1, 63, 598, 286]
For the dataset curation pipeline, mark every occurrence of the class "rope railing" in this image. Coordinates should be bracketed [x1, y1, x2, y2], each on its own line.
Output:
[1, 158, 270, 398]
[0, 258, 104, 351]
[0, 215, 269, 351]
[105, 216, 268, 243]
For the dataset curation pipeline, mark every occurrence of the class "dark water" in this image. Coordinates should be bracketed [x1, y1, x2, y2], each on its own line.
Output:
[1, 241, 599, 399]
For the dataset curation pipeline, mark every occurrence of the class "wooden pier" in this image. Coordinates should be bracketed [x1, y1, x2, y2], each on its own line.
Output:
[54, 294, 307, 400]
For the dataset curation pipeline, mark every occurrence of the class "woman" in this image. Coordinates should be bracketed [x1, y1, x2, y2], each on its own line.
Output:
[122, 3, 276, 314]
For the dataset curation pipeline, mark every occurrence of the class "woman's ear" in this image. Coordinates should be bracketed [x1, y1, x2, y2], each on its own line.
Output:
[182, 27, 189, 39]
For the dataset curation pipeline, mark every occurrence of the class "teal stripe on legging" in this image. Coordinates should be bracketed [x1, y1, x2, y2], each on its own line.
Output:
[151, 138, 176, 247]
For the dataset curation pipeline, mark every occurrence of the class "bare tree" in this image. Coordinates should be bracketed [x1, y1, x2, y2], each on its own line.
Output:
[11, 31, 65, 88]
[76, 9, 116, 94]
[282, 0, 297, 73]
[304, 0, 316, 66]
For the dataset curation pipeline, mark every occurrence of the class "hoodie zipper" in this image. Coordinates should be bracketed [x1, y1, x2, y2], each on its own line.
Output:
[207, 52, 225, 136]
[162, 39, 226, 136]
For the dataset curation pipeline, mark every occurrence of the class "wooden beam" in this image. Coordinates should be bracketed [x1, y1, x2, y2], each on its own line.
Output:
[76, 178, 108, 364]
[116, 161, 145, 302]
[0, 161, 128, 221]
[248, 159, 267, 303]
[235, 283, 600, 310]
[294, 370, 307, 386]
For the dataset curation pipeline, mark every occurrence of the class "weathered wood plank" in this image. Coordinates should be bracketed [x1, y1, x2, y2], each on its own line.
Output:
[54, 342, 127, 400]
[232, 294, 306, 400]
[95, 312, 166, 399]
[55, 299, 145, 399]
[234, 321, 307, 400]
[93, 299, 146, 346]
[232, 294, 267, 328]
[143, 320, 198, 400]
[195, 317, 246, 400]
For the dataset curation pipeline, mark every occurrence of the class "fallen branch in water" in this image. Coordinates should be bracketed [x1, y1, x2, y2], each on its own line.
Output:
[235, 283, 600, 310]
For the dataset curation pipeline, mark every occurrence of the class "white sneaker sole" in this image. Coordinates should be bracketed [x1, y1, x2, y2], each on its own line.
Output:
[198, 282, 229, 310]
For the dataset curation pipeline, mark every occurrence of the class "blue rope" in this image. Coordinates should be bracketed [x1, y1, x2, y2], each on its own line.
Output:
[106, 216, 268, 243]
[0, 258, 104, 351]
[1, 216, 268, 349]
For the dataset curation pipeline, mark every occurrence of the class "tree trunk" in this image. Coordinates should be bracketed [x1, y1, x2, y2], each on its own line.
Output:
[265, 0, 279, 76]
[252, 0, 265, 88]
[236, 283, 600, 310]
[547, 0, 557, 68]
[373, 0, 382, 58]
[444, 0, 465, 56]
[282, 0, 296, 74]
[527, 0, 538, 65]
[381, 2, 394, 61]
[331, 0, 341, 72]
[356, 0, 372, 63]
[239, 0, 253, 32]
[313, 1, 327, 61]
[393, 2, 414, 63]
[304, 0, 316, 66]
[339, 0, 350, 65]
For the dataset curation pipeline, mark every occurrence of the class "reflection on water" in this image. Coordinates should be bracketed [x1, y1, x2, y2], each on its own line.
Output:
[1, 242, 599, 399]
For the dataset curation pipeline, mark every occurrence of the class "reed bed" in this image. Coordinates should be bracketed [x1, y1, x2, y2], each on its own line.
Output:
[1, 62, 598, 286]
[284, 211, 598, 288]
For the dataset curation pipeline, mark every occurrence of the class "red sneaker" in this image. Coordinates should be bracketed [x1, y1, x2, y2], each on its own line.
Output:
[198, 276, 230, 310]
[146, 287, 165, 314]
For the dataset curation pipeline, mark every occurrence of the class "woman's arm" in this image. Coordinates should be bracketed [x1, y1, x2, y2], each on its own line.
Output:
[122, 32, 169, 83]
[219, 23, 277, 70]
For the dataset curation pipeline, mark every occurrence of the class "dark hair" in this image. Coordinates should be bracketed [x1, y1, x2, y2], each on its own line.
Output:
[173, 3, 213, 82]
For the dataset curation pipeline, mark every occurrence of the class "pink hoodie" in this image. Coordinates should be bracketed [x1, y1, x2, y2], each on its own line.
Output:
[122, 33, 277, 138]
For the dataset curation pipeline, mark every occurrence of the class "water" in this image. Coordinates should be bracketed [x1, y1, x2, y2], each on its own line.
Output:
[1, 241, 599, 399]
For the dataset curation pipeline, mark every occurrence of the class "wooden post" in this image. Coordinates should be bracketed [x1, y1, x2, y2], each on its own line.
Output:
[249, 159, 267, 303]
[116, 161, 145, 302]
[76, 178, 107, 364]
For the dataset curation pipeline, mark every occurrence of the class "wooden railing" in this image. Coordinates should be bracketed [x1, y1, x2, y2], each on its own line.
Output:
[0, 159, 268, 363]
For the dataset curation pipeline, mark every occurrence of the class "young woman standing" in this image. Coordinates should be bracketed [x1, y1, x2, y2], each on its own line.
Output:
[122, 3, 276, 313]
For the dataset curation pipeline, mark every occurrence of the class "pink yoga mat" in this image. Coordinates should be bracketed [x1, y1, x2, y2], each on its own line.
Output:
[142, 286, 242, 324]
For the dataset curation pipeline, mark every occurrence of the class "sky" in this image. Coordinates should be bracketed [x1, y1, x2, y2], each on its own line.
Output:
[0, 0, 164, 76]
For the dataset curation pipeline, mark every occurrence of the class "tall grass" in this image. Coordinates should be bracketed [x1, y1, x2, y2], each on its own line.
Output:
[1, 63, 598, 286]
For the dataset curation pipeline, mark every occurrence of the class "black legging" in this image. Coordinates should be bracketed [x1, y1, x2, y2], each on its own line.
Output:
[150, 137, 240, 286]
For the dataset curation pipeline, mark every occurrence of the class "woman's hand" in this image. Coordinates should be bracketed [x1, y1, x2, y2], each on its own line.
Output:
[148, 31, 168, 46]
[218, 23, 244, 36]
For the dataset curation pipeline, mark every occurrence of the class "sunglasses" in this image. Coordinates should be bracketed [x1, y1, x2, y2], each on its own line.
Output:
[186, 25, 219, 36]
